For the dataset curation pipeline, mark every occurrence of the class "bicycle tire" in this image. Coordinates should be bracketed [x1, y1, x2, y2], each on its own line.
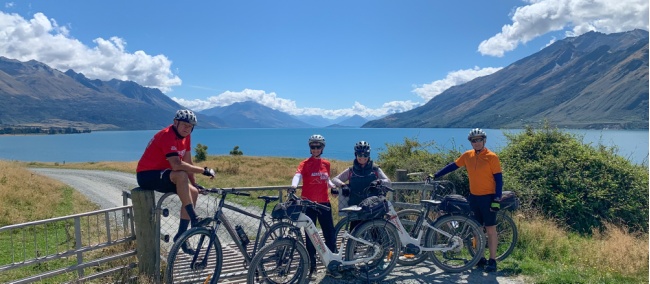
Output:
[425, 214, 485, 273]
[260, 221, 303, 248]
[247, 238, 309, 284]
[333, 216, 350, 252]
[494, 211, 518, 261]
[165, 227, 223, 284]
[344, 219, 401, 281]
[395, 209, 429, 266]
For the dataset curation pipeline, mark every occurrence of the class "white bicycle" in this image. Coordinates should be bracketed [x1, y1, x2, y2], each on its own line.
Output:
[334, 183, 487, 273]
[246, 190, 401, 283]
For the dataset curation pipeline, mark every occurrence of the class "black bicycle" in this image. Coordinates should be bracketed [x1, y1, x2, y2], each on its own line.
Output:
[165, 187, 301, 284]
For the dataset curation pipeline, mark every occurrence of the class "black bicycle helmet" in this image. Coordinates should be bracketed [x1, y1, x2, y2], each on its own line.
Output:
[354, 141, 371, 153]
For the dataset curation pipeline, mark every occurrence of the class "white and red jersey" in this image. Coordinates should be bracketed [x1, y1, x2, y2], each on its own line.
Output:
[136, 125, 191, 172]
[294, 157, 331, 203]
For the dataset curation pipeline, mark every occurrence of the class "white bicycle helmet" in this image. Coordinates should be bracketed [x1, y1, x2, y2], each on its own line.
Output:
[468, 128, 487, 141]
[308, 134, 326, 146]
[354, 141, 371, 153]
[174, 109, 197, 126]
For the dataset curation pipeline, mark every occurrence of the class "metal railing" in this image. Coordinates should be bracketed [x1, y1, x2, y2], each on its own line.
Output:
[0, 191, 136, 284]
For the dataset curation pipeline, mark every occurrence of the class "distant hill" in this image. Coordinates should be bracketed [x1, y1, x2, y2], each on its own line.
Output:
[364, 30, 649, 129]
[0, 57, 224, 130]
[294, 115, 338, 127]
[326, 115, 367, 128]
[200, 101, 314, 128]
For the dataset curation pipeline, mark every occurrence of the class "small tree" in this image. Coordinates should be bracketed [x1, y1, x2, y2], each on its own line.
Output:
[229, 146, 243, 156]
[194, 143, 208, 162]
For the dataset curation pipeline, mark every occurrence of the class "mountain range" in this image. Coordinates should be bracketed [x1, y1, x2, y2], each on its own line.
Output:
[365, 29, 649, 129]
[0, 29, 646, 130]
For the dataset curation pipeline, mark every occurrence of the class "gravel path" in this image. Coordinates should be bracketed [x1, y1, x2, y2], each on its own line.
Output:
[29, 168, 527, 284]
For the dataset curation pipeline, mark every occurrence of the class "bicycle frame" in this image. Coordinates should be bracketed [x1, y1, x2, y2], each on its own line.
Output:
[385, 199, 463, 253]
[293, 211, 381, 267]
[193, 190, 275, 266]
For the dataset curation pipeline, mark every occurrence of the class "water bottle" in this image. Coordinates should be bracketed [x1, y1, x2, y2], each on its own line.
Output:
[235, 225, 250, 247]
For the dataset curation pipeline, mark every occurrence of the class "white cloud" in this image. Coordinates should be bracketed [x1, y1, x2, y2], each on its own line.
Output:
[173, 89, 421, 119]
[411, 67, 502, 101]
[478, 0, 649, 57]
[0, 11, 181, 92]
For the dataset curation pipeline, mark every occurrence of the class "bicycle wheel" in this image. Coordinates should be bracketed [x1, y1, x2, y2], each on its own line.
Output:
[165, 227, 223, 284]
[425, 214, 485, 273]
[395, 209, 429, 266]
[344, 219, 401, 281]
[333, 216, 350, 252]
[260, 221, 303, 248]
[494, 211, 518, 261]
[247, 238, 309, 284]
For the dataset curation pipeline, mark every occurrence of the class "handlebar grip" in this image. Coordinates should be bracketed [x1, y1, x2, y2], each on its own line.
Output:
[315, 203, 331, 211]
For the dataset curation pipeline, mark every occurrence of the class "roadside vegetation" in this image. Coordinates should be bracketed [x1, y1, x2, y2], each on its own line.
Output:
[378, 124, 649, 283]
[3, 125, 648, 283]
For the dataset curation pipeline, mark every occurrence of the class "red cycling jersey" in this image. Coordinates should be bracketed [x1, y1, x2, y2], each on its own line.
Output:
[136, 125, 191, 172]
[295, 157, 331, 203]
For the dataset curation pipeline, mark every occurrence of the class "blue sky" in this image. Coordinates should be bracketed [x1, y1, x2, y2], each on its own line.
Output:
[1, 1, 648, 118]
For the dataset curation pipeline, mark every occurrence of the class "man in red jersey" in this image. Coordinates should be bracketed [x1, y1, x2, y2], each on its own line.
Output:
[136, 109, 215, 249]
[434, 128, 503, 273]
[290, 134, 338, 279]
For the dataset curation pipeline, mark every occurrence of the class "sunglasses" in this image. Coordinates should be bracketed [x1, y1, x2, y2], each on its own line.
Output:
[356, 152, 370, 158]
[310, 145, 323, 150]
[470, 138, 484, 143]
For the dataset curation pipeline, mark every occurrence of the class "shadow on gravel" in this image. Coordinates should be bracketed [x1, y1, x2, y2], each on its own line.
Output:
[314, 260, 519, 284]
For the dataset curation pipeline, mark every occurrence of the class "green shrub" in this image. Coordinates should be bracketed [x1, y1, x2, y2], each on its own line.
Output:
[500, 125, 648, 234]
[194, 143, 208, 162]
[378, 126, 649, 235]
[378, 137, 470, 196]
[229, 146, 243, 156]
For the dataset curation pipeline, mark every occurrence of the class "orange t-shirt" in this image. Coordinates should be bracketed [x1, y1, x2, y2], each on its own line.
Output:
[455, 148, 502, 196]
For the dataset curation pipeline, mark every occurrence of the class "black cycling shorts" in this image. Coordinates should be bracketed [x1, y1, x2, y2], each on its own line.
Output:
[468, 194, 497, 227]
[136, 169, 177, 194]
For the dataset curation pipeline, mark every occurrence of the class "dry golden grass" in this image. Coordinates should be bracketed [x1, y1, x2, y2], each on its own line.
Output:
[0, 160, 98, 225]
[516, 211, 649, 281]
[185, 155, 351, 188]
[20, 161, 138, 173]
[580, 223, 649, 276]
[20, 155, 352, 185]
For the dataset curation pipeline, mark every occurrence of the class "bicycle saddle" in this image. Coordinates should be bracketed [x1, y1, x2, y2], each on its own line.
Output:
[421, 200, 441, 206]
[339, 205, 363, 213]
[258, 196, 280, 202]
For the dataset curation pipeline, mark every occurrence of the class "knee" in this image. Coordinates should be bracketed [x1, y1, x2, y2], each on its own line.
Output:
[170, 171, 189, 184]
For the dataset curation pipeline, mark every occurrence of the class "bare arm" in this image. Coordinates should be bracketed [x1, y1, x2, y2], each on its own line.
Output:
[167, 154, 204, 176]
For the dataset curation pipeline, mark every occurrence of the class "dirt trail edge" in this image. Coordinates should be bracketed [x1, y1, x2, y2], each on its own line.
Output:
[29, 168, 527, 284]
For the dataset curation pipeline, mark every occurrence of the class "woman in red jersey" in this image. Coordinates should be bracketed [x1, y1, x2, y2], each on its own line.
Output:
[290, 134, 338, 279]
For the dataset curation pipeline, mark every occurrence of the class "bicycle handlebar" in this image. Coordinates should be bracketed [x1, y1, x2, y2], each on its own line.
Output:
[287, 191, 331, 212]
[201, 187, 251, 196]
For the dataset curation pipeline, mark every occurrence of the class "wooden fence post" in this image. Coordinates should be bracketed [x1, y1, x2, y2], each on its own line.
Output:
[131, 187, 157, 280]
[395, 169, 407, 182]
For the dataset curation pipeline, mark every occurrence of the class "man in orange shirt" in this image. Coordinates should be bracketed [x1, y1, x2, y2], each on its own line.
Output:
[434, 128, 503, 272]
